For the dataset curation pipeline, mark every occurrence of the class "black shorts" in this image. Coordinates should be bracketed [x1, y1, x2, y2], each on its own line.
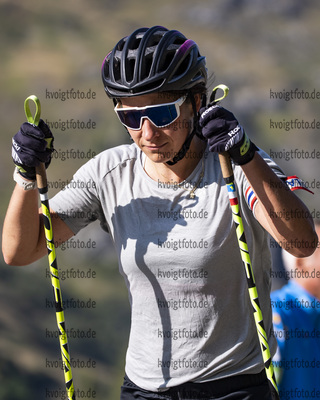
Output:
[120, 370, 278, 400]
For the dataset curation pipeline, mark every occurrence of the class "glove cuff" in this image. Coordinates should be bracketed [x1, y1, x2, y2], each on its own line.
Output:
[228, 132, 258, 165]
[14, 163, 37, 181]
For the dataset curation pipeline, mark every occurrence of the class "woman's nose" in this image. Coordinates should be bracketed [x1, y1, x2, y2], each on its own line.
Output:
[141, 118, 160, 140]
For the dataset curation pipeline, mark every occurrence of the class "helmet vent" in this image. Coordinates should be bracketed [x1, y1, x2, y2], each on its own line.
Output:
[130, 36, 143, 50]
[112, 52, 122, 82]
[174, 54, 191, 79]
[142, 53, 153, 79]
[159, 50, 176, 73]
[128, 58, 137, 82]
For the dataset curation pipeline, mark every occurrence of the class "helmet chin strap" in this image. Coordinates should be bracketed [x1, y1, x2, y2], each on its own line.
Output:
[166, 91, 205, 166]
[165, 129, 196, 166]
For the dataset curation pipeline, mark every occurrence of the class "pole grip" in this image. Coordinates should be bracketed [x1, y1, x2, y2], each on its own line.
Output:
[218, 152, 233, 180]
[36, 163, 47, 191]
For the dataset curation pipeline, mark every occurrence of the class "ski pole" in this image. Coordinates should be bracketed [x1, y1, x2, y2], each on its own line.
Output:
[210, 86, 279, 398]
[24, 95, 76, 400]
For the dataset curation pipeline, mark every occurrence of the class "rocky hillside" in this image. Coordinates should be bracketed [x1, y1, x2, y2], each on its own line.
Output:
[1, 1, 319, 398]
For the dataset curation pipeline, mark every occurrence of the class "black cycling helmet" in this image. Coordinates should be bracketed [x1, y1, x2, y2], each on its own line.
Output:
[102, 25, 207, 98]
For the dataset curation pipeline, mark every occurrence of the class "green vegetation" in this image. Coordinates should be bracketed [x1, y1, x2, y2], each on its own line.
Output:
[1, 1, 319, 398]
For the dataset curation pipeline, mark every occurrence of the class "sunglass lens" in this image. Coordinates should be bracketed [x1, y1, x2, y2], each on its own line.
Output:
[147, 104, 178, 128]
[118, 110, 142, 130]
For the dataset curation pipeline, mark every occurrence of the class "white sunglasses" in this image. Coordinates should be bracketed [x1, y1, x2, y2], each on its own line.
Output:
[114, 95, 187, 130]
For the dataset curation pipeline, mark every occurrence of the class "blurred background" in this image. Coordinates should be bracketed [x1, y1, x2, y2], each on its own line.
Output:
[0, 0, 319, 399]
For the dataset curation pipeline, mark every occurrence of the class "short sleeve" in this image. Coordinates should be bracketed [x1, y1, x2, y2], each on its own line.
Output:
[49, 158, 106, 235]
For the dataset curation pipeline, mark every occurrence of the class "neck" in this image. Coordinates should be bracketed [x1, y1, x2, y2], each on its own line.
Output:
[296, 278, 320, 301]
[144, 137, 206, 183]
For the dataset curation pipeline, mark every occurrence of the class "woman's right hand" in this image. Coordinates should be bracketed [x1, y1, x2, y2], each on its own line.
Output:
[12, 119, 54, 180]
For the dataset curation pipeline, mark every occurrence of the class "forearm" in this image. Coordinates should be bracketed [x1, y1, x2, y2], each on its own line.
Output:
[242, 152, 317, 257]
[2, 184, 47, 265]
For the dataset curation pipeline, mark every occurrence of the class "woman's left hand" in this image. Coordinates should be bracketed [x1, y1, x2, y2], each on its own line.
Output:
[199, 105, 256, 165]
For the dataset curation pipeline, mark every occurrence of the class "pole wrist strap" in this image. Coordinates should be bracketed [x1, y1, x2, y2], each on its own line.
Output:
[13, 167, 37, 190]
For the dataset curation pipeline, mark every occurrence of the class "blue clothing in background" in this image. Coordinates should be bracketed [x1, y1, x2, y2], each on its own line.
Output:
[271, 280, 320, 399]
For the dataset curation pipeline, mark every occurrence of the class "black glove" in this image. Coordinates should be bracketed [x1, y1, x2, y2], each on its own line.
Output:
[199, 105, 257, 165]
[12, 119, 54, 180]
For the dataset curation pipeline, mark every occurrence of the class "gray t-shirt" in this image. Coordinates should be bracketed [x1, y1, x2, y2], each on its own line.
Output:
[50, 143, 283, 391]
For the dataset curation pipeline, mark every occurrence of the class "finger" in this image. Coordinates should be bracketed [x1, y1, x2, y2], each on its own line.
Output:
[14, 131, 48, 153]
[199, 105, 221, 125]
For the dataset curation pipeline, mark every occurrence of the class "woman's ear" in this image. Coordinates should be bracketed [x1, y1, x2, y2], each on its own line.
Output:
[194, 93, 202, 112]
